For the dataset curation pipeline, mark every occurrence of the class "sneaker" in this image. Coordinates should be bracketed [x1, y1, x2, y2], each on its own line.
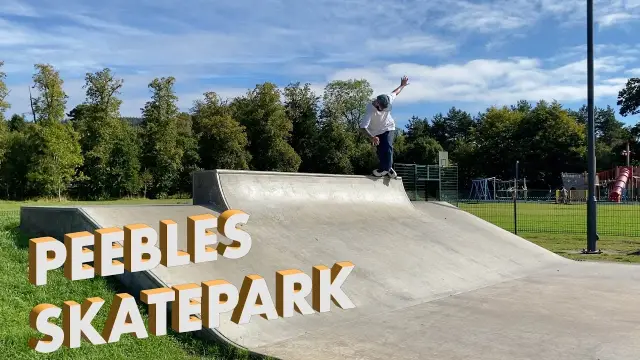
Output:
[372, 169, 388, 177]
[387, 168, 398, 179]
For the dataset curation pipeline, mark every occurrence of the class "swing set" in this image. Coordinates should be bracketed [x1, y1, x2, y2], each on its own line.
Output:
[469, 177, 527, 200]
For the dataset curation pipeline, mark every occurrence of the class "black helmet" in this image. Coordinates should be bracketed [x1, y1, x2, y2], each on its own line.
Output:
[375, 94, 391, 110]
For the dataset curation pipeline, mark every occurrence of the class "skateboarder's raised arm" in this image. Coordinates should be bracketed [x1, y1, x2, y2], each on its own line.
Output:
[391, 75, 410, 96]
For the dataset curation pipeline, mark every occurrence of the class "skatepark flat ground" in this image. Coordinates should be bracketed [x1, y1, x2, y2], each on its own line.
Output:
[19, 170, 640, 360]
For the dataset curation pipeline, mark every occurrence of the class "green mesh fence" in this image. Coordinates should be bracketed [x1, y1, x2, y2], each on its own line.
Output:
[395, 163, 458, 203]
[457, 197, 640, 237]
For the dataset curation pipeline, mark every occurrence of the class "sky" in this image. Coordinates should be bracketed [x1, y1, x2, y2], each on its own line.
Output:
[1, 0, 640, 130]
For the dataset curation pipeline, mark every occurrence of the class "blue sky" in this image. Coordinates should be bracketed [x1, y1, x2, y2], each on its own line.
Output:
[1, 0, 640, 130]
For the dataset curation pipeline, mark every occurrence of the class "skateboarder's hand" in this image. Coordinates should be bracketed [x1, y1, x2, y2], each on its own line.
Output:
[400, 76, 409, 86]
[371, 136, 380, 146]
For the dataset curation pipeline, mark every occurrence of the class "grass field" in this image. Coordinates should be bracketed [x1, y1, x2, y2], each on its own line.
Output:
[458, 200, 640, 262]
[0, 198, 267, 360]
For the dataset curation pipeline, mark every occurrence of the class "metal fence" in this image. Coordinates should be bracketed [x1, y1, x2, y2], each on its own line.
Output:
[457, 197, 640, 238]
[395, 163, 459, 202]
[395, 164, 640, 238]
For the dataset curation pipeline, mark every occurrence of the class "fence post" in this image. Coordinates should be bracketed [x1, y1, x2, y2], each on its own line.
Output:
[514, 160, 519, 235]
[413, 164, 418, 200]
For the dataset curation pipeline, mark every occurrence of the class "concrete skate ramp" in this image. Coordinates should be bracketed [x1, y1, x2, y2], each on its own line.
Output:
[20, 170, 640, 359]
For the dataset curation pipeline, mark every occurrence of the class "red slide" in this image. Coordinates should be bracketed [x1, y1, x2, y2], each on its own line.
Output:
[609, 167, 631, 202]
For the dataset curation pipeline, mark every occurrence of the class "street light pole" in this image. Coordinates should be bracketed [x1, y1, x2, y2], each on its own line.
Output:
[623, 141, 633, 200]
[584, 0, 600, 254]
[626, 141, 631, 167]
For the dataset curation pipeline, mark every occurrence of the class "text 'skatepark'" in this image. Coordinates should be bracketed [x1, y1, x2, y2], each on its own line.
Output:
[28, 209, 355, 353]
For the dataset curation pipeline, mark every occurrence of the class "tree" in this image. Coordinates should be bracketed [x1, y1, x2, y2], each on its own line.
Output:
[0, 62, 14, 195]
[517, 100, 586, 186]
[472, 105, 524, 180]
[320, 79, 376, 174]
[140, 77, 183, 198]
[0, 119, 9, 195]
[175, 112, 201, 194]
[108, 120, 143, 197]
[403, 136, 443, 166]
[429, 107, 475, 152]
[402, 116, 444, 166]
[393, 130, 409, 163]
[595, 105, 627, 145]
[191, 92, 251, 171]
[404, 116, 431, 143]
[594, 105, 630, 170]
[0, 61, 9, 121]
[31, 64, 67, 124]
[312, 118, 354, 174]
[27, 121, 83, 201]
[1, 128, 36, 199]
[510, 100, 532, 114]
[618, 78, 640, 117]
[567, 104, 587, 125]
[321, 79, 373, 131]
[8, 114, 26, 132]
[72, 68, 131, 199]
[284, 82, 320, 172]
[230, 82, 300, 172]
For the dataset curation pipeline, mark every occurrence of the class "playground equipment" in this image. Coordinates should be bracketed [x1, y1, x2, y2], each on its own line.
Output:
[555, 189, 588, 203]
[561, 172, 595, 191]
[469, 177, 496, 200]
[496, 178, 527, 200]
[609, 167, 631, 202]
[598, 166, 640, 202]
[469, 177, 527, 200]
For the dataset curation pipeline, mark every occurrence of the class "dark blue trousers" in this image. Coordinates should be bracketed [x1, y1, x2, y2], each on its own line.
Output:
[376, 130, 394, 172]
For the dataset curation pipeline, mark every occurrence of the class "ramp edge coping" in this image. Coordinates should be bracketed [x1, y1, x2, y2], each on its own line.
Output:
[202, 169, 404, 180]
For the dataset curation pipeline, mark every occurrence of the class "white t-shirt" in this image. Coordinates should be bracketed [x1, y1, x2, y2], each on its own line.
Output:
[359, 93, 396, 136]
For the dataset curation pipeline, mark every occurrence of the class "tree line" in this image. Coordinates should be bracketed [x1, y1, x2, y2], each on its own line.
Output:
[0, 61, 639, 200]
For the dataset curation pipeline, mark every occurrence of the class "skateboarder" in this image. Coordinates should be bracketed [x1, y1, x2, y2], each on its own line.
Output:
[359, 76, 409, 178]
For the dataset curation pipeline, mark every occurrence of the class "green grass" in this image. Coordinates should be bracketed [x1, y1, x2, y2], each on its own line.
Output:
[0, 199, 270, 360]
[0, 197, 192, 211]
[523, 233, 640, 263]
[458, 200, 640, 263]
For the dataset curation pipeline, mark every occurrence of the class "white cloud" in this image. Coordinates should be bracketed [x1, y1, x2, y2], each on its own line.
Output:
[0, 0, 39, 17]
[598, 13, 640, 27]
[365, 36, 457, 57]
[322, 53, 634, 106]
[431, 0, 640, 33]
[1, 0, 639, 118]
[434, 0, 536, 33]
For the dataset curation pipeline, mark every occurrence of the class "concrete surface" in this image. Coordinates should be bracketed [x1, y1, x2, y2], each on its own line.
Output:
[20, 170, 640, 360]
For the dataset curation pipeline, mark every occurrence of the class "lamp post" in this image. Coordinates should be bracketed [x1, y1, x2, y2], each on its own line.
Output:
[622, 140, 636, 200]
[622, 141, 632, 168]
[583, 0, 600, 254]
